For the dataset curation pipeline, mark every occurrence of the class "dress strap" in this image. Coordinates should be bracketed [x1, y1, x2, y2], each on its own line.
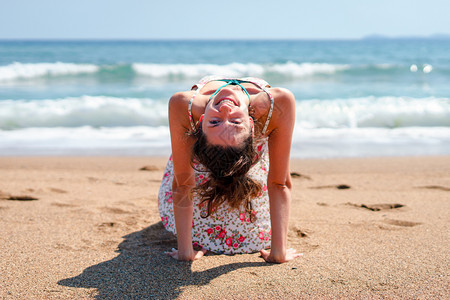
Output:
[188, 76, 212, 131]
[257, 83, 274, 135]
[187, 75, 274, 134]
[188, 88, 202, 132]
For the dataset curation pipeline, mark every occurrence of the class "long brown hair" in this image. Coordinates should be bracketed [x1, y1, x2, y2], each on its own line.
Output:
[190, 127, 262, 220]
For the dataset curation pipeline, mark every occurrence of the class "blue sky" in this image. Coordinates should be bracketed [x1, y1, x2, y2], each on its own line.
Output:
[1, 0, 449, 39]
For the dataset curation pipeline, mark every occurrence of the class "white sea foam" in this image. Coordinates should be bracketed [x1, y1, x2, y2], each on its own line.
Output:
[1, 125, 449, 157]
[291, 126, 450, 158]
[0, 62, 99, 81]
[1, 61, 433, 82]
[297, 96, 450, 128]
[0, 61, 349, 82]
[0, 126, 171, 156]
[269, 62, 350, 77]
[1, 96, 449, 130]
[0, 96, 168, 129]
[1, 95, 449, 157]
[132, 62, 349, 78]
[132, 62, 264, 78]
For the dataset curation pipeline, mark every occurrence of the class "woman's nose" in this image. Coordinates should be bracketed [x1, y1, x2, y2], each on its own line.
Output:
[219, 104, 232, 113]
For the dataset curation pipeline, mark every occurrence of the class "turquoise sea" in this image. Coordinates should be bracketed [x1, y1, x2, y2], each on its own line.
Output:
[0, 39, 449, 157]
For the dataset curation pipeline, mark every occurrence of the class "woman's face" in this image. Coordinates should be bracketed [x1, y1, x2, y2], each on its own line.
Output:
[202, 84, 252, 147]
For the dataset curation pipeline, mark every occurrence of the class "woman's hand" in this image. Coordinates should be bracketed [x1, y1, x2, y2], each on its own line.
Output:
[260, 248, 303, 263]
[165, 248, 207, 261]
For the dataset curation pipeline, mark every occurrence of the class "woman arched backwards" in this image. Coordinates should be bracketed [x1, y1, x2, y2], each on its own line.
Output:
[158, 76, 301, 263]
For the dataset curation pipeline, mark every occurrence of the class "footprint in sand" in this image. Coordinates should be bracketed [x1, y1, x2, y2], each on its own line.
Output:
[87, 177, 100, 182]
[290, 172, 312, 180]
[139, 165, 160, 171]
[289, 225, 311, 238]
[346, 202, 404, 211]
[48, 187, 68, 194]
[0, 191, 38, 201]
[97, 222, 120, 233]
[417, 185, 450, 192]
[310, 184, 351, 190]
[98, 222, 117, 228]
[383, 219, 422, 227]
[8, 196, 38, 201]
[287, 226, 319, 253]
[51, 202, 78, 208]
[100, 207, 131, 214]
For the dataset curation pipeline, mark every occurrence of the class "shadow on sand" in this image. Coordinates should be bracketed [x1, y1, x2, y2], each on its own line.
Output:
[58, 222, 267, 299]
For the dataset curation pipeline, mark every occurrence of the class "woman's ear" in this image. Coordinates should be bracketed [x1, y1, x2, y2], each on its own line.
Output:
[249, 117, 254, 137]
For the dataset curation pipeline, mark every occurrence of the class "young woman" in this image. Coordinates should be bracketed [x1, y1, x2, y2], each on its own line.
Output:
[158, 75, 301, 263]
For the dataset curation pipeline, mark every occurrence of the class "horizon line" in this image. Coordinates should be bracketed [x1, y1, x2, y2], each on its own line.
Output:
[0, 33, 449, 42]
[0, 34, 450, 42]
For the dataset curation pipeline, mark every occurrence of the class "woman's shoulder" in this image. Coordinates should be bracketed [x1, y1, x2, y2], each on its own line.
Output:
[168, 90, 196, 116]
[169, 90, 194, 107]
[270, 87, 295, 102]
[269, 87, 295, 114]
[265, 87, 296, 134]
[168, 90, 195, 130]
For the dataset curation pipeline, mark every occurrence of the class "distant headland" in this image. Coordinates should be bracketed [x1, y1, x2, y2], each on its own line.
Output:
[362, 33, 450, 40]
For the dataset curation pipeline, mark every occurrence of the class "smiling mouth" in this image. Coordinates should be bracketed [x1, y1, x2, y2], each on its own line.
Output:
[216, 97, 238, 106]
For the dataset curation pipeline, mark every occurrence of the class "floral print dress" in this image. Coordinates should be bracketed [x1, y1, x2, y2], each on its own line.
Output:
[158, 76, 274, 254]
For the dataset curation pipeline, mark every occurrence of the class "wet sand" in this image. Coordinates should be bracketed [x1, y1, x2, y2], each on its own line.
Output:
[0, 156, 449, 299]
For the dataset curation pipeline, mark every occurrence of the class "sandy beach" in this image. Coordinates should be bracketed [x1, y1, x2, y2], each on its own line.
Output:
[0, 156, 448, 299]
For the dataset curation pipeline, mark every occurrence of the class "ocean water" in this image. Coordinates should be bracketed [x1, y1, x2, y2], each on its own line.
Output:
[0, 39, 449, 158]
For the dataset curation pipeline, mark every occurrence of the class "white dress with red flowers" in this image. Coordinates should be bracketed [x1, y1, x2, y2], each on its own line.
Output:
[158, 76, 274, 254]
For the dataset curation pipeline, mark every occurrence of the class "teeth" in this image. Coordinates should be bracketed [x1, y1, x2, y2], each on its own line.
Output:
[220, 99, 235, 105]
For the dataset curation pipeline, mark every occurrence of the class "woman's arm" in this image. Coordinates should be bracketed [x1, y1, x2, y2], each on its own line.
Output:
[166, 92, 206, 261]
[261, 88, 302, 263]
